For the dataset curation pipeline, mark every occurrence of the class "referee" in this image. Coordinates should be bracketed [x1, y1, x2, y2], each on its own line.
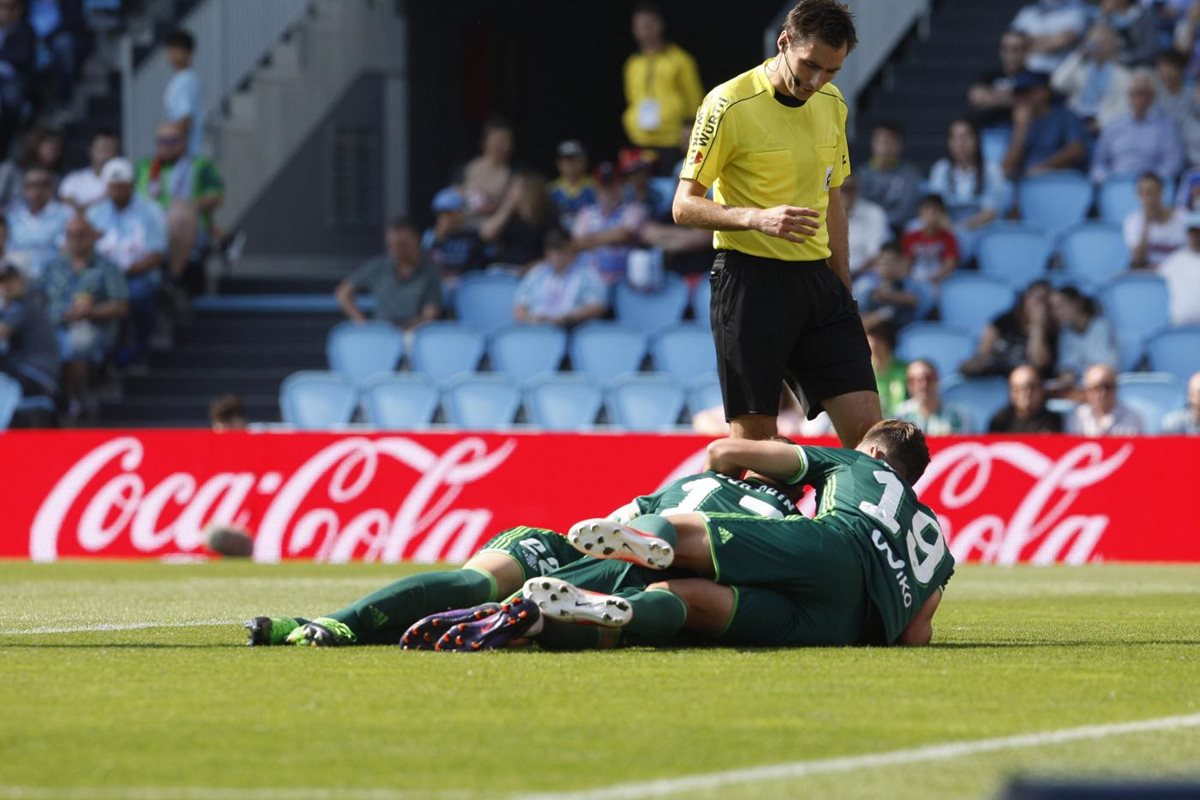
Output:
[673, 0, 881, 446]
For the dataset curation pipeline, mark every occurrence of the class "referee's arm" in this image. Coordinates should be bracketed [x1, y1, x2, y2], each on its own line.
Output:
[825, 185, 851, 290]
[672, 179, 820, 243]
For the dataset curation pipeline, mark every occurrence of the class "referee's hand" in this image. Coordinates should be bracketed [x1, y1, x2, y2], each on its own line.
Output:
[755, 206, 821, 243]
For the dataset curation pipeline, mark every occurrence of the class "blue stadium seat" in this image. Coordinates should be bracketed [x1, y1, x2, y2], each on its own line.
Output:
[940, 375, 1009, 434]
[649, 176, 677, 218]
[408, 322, 486, 384]
[524, 375, 604, 430]
[488, 324, 568, 386]
[0, 373, 20, 430]
[1116, 372, 1185, 434]
[976, 223, 1053, 288]
[1016, 171, 1092, 238]
[1096, 175, 1172, 226]
[442, 375, 522, 429]
[938, 274, 1017, 339]
[651, 324, 717, 383]
[325, 321, 405, 387]
[605, 374, 687, 431]
[613, 273, 690, 336]
[686, 373, 723, 418]
[280, 371, 358, 429]
[454, 272, 520, 335]
[691, 277, 711, 329]
[568, 321, 649, 383]
[360, 374, 440, 430]
[1100, 273, 1171, 370]
[1144, 325, 1200, 382]
[1058, 222, 1129, 289]
[895, 322, 975, 380]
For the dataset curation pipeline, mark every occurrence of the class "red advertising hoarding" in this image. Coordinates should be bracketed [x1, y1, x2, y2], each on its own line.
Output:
[1, 430, 1195, 563]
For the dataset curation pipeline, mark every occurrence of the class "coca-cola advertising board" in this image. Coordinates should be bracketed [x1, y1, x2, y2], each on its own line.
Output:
[1, 430, 1196, 563]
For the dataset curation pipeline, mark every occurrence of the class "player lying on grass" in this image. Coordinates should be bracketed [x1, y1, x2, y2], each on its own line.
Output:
[428, 420, 953, 651]
[245, 464, 803, 646]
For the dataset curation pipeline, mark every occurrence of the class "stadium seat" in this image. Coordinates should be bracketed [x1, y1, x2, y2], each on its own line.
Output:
[279, 371, 358, 429]
[441, 375, 522, 429]
[940, 375, 1009, 434]
[975, 223, 1053, 288]
[979, 126, 1011, 168]
[651, 324, 717, 382]
[1100, 273, 1171, 370]
[325, 321, 405, 387]
[488, 324, 568, 386]
[408, 322, 486, 384]
[605, 374, 687, 431]
[686, 373, 723, 418]
[568, 321, 649, 383]
[895, 322, 975, 380]
[613, 273, 690, 336]
[1116, 372, 1185, 434]
[0, 373, 20, 430]
[938, 274, 1017, 339]
[1016, 171, 1092, 239]
[1096, 175, 1172, 226]
[691, 277, 711, 328]
[1058, 222, 1130, 289]
[1144, 325, 1200, 382]
[454, 272, 520, 335]
[360, 374, 440, 430]
[524, 374, 604, 430]
[649, 176, 677, 218]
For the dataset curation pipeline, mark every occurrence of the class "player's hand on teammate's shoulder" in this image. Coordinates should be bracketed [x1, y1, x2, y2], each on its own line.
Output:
[756, 205, 821, 243]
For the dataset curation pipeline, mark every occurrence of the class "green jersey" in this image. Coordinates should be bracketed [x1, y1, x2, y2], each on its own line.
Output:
[611, 471, 798, 523]
[788, 445, 955, 644]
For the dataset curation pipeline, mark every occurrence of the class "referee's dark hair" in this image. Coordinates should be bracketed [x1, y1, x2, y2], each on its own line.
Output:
[860, 420, 931, 486]
[785, 0, 857, 52]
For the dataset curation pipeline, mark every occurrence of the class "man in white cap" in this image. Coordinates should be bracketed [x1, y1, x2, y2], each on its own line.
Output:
[1157, 209, 1200, 326]
[85, 157, 167, 369]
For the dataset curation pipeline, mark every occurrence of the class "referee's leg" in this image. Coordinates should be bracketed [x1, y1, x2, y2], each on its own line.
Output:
[822, 390, 882, 449]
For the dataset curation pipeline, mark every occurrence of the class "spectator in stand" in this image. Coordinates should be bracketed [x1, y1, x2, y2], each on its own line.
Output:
[479, 170, 555, 269]
[421, 186, 488, 281]
[513, 228, 607, 328]
[1010, 0, 1090, 75]
[1051, 23, 1132, 132]
[548, 140, 596, 232]
[894, 359, 970, 435]
[968, 30, 1031, 128]
[7, 165, 70, 277]
[336, 217, 441, 331]
[59, 128, 119, 213]
[865, 321, 908, 417]
[209, 393, 247, 431]
[1049, 285, 1119, 393]
[135, 119, 224, 289]
[39, 214, 128, 418]
[619, 147, 667, 220]
[85, 157, 167, 369]
[461, 117, 514, 222]
[857, 120, 923, 232]
[29, 0, 85, 112]
[854, 242, 927, 330]
[961, 279, 1058, 379]
[927, 117, 1011, 258]
[1157, 209, 1200, 324]
[1101, 0, 1160, 67]
[842, 173, 888, 277]
[0, 0, 36, 155]
[1153, 49, 1192, 123]
[1125, 171, 1186, 268]
[571, 160, 648, 286]
[1162, 370, 1200, 433]
[1069, 362, 1144, 434]
[0, 261, 58, 407]
[1090, 71, 1184, 185]
[901, 194, 959, 291]
[162, 28, 203, 156]
[1002, 70, 1089, 180]
[1174, 0, 1200, 80]
[621, 2, 703, 173]
[1174, 86, 1200, 167]
[21, 125, 64, 178]
[988, 363, 1065, 433]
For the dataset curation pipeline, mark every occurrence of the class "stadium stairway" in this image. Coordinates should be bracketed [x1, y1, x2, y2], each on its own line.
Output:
[854, 0, 1028, 170]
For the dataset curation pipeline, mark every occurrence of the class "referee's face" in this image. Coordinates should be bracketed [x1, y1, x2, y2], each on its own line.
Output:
[778, 33, 847, 99]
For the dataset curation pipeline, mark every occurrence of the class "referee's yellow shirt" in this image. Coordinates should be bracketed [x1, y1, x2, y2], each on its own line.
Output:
[680, 60, 850, 262]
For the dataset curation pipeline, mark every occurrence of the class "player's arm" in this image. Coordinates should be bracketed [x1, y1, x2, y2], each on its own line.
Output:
[672, 179, 820, 243]
[704, 438, 807, 484]
[896, 588, 942, 647]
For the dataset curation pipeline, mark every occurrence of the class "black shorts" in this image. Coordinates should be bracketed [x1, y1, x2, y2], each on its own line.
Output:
[709, 249, 876, 420]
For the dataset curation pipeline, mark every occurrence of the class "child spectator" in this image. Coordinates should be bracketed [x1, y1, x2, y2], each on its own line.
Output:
[163, 28, 203, 155]
[548, 140, 596, 231]
[513, 228, 607, 328]
[1125, 171, 1186, 268]
[422, 187, 488, 280]
[853, 242, 929, 330]
[988, 364, 1065, 433]
[901, 194, 959, 289]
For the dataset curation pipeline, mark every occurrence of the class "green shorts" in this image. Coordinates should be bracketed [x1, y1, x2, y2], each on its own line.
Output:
[718, 584, 866, 647]
[476, 526, 584, 582]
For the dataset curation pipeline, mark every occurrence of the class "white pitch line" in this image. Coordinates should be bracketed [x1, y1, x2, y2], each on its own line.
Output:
[0, 788, 472, 800]
[518, 712, 1200, 800]
[0, 620, 229, 636]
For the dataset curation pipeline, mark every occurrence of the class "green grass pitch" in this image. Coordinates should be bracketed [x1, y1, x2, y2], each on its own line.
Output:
[1, 561, 1197, 799]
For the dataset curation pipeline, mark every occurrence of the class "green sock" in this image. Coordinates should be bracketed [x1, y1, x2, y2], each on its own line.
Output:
[630, 513, 678, 547]
[326, 569, 495, 645]
[625, 588, 688, 643]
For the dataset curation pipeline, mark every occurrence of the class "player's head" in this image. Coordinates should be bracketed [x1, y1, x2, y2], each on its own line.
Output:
[857, 420, 930, 486]
[776, 0, 856, 99]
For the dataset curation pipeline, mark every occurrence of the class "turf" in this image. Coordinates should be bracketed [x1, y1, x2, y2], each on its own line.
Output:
[0, 561, 1197, 799]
